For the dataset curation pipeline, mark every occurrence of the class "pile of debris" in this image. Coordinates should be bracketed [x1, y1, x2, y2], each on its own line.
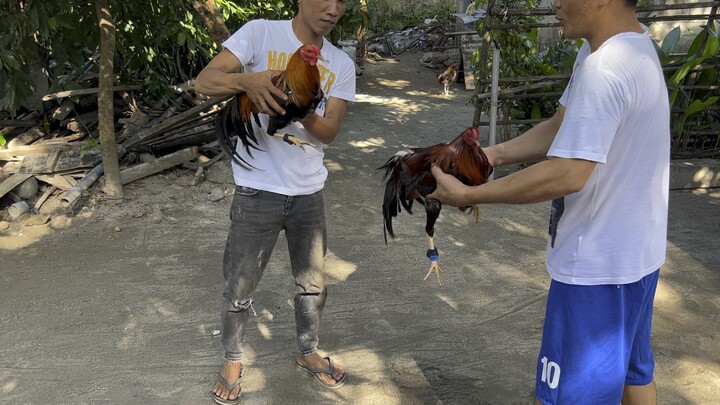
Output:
[0, 84, 230, 225]
[366, 18, 455, 57]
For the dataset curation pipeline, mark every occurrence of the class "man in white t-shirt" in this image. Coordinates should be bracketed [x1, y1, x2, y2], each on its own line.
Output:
[429, 0, 668, 403]
[195, 1, 355, 403]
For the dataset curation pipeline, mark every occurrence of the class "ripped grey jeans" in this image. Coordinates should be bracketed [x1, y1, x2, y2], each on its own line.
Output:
[221, 185, 327, 362]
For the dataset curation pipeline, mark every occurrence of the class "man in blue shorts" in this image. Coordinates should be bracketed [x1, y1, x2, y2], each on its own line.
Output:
[428, 0, 668, 403]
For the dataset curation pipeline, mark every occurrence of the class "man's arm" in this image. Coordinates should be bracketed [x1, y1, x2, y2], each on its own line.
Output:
[429, 157, 596, 206]
[428, 104, 597, 206]
[299, 96, 348, 144]
[484, 105, 565, 167]
[194, 48, 287, 115]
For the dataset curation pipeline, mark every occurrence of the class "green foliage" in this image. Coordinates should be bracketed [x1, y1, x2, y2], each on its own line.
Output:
[655, 24, 720, 154]
[0, 0, 301, 116]
[80, 138, 100, 156]
[0, 1, 93, 113]
[519, 39, 580, 120]
[371, 1, 455, 33]
[471, 2, 719, 155]
[471, 0, 576, 127]
[216, 0, 297, 32]
[333, 0, 369, 42]
[333, 0, 456, 42]
[114, 1, 217, 104]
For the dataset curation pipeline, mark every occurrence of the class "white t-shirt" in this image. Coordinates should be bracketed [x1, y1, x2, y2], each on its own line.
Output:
[546, 26, 670, 285]
[222, 20, 356, 195]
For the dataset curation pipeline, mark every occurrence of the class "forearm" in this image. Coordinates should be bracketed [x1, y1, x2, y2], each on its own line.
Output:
[300, 97, 347, 144]
[464, 158, 594, 205]
[300, 113, 341, 144]
[195, 69, 245, 96]
[485, 107, 564, 167]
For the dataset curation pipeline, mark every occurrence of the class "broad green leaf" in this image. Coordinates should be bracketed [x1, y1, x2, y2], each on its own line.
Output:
[696, 68, 717, 85]
[661, 27, 681, 55]
[684, 97, 720, 119]
[687, 29, 706, 56]
[531, 102, 542, 120]
[668, 56, 703, 87]
[0, 86, 16, 111]
[0, 51, 21, 70]
[702, 31, 718, 59]
[0, 131, 6, 147]
[672, 117, 685, 134]
[653, 41, 666, 61]
[668, 87, 679, 107]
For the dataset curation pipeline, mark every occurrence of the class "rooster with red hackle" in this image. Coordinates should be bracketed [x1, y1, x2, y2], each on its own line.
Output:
[215, 44, 325, 169]
[379, 127, 493, 283]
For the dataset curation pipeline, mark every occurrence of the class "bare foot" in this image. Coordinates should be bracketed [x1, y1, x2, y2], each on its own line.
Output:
[213, 361, 242, 401]
[296, 353, 345, 386]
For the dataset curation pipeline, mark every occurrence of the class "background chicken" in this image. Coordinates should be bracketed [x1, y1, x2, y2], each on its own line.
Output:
[215, 44, 325, 169]
[437, 63, 457, 96]
[379, 127, 493, 283]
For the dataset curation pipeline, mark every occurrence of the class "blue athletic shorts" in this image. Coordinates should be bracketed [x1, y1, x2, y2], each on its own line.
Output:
[535, 270, 659, 404]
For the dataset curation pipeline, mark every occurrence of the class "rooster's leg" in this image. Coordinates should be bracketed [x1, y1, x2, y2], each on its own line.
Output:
[423, 198, 442, 284]
[423, 234, 442, 284]
[471, 205, 480, 223]
[273, 133, 315, 151]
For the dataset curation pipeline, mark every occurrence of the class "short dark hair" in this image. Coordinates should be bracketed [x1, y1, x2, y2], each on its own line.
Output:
[626, 0, 638, 8]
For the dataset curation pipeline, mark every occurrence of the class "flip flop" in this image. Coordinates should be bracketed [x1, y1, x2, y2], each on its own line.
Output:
[295, 356, 346, 389]
[213, 370, 243, 405]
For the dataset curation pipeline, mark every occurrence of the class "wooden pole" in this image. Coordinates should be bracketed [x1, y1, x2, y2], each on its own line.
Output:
[472, 0, 495, 127]
[95, 0, 123, 199]
[120, 146, 198, 185]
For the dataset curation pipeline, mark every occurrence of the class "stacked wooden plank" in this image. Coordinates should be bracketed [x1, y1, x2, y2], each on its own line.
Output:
[0, 87, 229, 217]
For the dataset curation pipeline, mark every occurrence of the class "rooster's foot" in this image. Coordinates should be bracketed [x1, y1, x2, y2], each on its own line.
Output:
[471, 205, 480, 223]
[277, 133, 314, 152]
[423, 261, 442, 285]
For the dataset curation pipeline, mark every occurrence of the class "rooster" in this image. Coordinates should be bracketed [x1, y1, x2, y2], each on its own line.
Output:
[216, 44, 325, 169]
[379, 127, 493, 284]
[437, 63, 457, 96]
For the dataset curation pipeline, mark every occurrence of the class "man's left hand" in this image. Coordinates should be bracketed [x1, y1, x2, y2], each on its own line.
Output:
[428, 166, 472, 207]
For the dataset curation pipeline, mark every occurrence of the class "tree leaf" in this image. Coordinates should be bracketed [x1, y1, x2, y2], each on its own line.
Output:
[531, 102, 542, 120]
[661, 26, 681, 56]
[684, 96, 720, 119]
[702, 29, 718, 59]
[668, 56, 703, 87]
[0, 51, 21, 70]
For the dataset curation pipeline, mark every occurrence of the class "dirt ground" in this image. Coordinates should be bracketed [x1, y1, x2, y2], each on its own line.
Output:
[1, 51, 719, 404]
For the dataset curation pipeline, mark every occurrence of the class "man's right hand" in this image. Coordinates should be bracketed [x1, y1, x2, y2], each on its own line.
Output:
[240, 70, 287, 117]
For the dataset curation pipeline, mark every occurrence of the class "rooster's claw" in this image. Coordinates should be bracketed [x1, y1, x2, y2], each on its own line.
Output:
[279, 133, 314, 152]
[423, 261, 442, 285]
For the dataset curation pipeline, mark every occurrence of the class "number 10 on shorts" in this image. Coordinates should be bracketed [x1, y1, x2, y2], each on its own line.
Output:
[540, 356, 561, 389]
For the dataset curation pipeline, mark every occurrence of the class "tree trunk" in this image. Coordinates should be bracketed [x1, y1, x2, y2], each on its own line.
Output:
[191, 0, 230, 49]
[95, 0, 123, 199]
[356, 0, 368, 66]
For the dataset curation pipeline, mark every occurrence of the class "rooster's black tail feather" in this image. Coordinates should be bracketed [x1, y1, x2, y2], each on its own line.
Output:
[215, 95, 263, 170]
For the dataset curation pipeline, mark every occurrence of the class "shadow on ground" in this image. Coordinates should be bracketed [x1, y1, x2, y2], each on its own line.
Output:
[1, 51, 718, 404]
